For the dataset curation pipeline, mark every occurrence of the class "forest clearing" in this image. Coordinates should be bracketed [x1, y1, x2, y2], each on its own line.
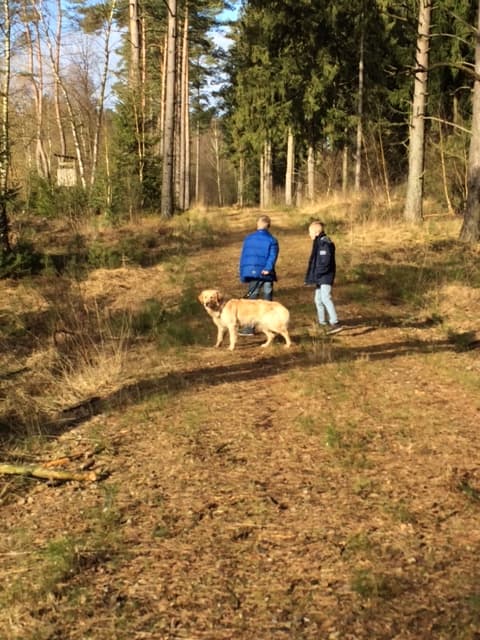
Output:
[1, 203, 480, 640]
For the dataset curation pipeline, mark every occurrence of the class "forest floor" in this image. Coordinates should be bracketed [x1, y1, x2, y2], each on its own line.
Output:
[1, 204, 480, 640]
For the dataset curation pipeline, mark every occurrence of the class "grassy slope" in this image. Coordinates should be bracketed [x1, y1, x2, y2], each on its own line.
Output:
[1, 206, 480, 640]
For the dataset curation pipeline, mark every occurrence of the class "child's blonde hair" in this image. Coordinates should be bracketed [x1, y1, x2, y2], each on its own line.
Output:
[257, 215, 271, 229]
[309, 220, 324, 235]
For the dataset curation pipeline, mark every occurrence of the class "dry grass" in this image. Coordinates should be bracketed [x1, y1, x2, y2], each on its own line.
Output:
[1, 200, 480, 639]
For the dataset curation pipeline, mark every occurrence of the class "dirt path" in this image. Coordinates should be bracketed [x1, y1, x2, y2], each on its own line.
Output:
[1, 214, 480, 640]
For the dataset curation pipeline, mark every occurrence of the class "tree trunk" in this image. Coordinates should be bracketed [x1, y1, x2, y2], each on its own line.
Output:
[404, 0, 432, 223]
[262, 139, 272, 208]
[161, 0, 177, 218]
[195, 121, 200, 204]
[23, 11, 49, 180]
[43, 15, 87, 189]
[354, 29, 364, 193]
[260, 149, 264, 208]
[53, 0, 67, 159]
[237, 155, 244, 207]
[129, 0, 140, 86]
[129, 0, 146, 192]
[460, 0, 480, 243]
[212, 120, 223, 206]
[307, 145, 315, 202]
[178, 4, 190, 211]
[342, 143, 348, 195]
[0, 0, 12, 254]
[285, 128, 294, 206]
[90, 0, 117, 190]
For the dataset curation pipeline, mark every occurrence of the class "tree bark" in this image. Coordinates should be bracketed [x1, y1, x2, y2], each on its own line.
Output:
[128, 0, 140, 86]
[90, 0, 117, 190]
[237, 155, 244, 207]
[354, 28, 364, 193]
[460, 0, 480, 243]
[261, 139, 272, 208]
[404, 0, 432, 223]
[0, 463, 97, 483]
[307, 145, 315, 202]
[0, 0, 12, 254]
[161, 0, 177, 218]
[178, 3, 190, 211]
[285, 128, 294, 206]
[212, 119, 223, 206]
[53, 0, 67, 158]
[23, 8, 49, 180]
[43, 11, 87, 189]
[342, 143, 348, 195]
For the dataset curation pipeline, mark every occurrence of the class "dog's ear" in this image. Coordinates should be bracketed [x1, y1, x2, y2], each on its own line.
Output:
[215, 291, 224, 304]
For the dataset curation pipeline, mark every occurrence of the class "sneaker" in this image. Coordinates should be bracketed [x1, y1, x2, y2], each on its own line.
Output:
[238, 327, 255, 336]
[326, 324, 344, 335]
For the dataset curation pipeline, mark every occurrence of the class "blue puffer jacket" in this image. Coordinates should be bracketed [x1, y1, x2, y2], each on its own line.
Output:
[304, 232, 336, 286]
[239, 229, 279, 282]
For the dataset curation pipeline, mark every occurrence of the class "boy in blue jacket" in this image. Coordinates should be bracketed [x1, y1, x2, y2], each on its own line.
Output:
[238, 215, 279, 335]
[304, 221, 343, 335]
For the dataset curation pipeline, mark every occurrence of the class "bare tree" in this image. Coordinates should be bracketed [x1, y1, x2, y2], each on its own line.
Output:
[21, 3, 50, 180]
[86, 0, 117, 189]
[404, 0, 432, 223]
[460, 0, 480, 243]
[41, 6, 87, 189]
[53, 0, 67, 158]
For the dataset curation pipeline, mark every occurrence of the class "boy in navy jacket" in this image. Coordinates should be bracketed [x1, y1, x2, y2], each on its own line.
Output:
[305, 221, 343, 335]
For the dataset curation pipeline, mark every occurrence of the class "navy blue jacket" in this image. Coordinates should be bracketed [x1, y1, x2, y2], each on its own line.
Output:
[239, 229, 279, 282]
[305, 232, 336, 286]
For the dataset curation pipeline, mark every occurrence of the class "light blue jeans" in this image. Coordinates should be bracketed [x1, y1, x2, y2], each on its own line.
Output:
[314, 285, 338, 325]
[247, 280, 273, 301]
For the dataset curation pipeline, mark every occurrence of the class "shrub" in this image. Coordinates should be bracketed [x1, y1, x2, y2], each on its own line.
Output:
[0, 241, 44, 278]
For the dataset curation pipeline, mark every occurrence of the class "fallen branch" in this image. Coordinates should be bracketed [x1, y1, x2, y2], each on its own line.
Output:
[0, 463, 97, 483]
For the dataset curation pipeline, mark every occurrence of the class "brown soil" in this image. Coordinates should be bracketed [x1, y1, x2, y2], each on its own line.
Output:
[1, 210, 480, 640]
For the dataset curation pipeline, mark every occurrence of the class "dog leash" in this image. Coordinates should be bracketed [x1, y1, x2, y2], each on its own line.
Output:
[243, 280, 262, 299]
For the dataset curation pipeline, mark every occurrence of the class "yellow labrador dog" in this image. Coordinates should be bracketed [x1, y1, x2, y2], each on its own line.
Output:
[198, 289, 291, 351]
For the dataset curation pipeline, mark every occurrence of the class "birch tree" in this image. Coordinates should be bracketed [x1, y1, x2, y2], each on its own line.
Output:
[0, 0, 12, 254]
[21, 2, 50, 180]
[76, 0, 118, 189]
[41, 4, 88, 189]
